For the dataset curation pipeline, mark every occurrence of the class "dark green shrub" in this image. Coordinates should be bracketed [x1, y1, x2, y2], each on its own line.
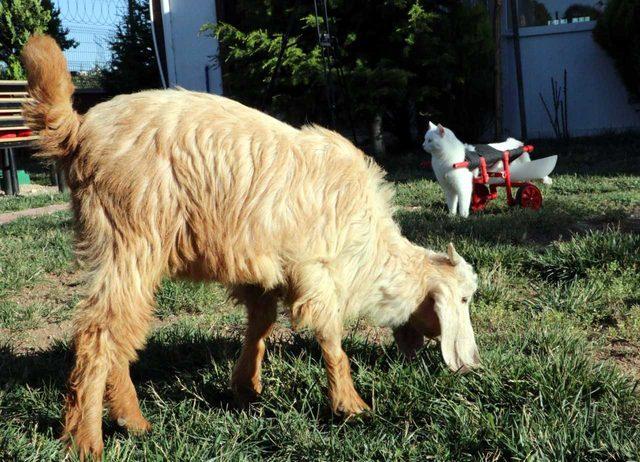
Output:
[532, 229, 640, 282]
[101, 0, 161, 95]
[594, 0, 640, 100]
[0, 0, 75, 79]
[206, 0, 494, 148]
[564, 4, 601, 21]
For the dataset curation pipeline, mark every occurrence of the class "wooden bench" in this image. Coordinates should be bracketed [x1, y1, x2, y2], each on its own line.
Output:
[0, 80, 66, 195]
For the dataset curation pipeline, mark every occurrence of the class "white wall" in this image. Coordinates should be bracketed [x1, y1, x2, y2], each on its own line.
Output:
[160, 0, 223, 94]
[501, 21, 640, 139]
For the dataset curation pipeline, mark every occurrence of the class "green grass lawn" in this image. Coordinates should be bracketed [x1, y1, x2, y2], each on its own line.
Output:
[0, 151, 68, 213]
[0, 192, 69, 214]
[1, 137, 639, 460]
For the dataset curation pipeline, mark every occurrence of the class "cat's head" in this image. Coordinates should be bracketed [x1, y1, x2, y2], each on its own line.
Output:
[423, 121, 458, 156]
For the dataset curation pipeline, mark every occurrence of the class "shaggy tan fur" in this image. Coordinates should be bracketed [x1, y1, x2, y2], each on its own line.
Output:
[22, 35, 480, 459]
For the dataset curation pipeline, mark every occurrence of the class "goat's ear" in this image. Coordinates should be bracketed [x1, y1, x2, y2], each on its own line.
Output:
[428, 121, 437, 131]
[432, 289, 480, 373]
[437, 124, 445, 137]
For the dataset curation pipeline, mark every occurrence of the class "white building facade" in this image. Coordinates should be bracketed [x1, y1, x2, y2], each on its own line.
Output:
[151, 0, 223, 94]
[152, 0, 639, 139]
[501, 0, 640, 138]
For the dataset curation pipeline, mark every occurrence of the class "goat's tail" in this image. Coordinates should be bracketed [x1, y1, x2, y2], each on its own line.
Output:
[21, 34, 81, 160]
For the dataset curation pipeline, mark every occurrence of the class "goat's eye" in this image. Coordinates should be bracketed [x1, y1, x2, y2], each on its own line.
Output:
[461, 297, 469, 304]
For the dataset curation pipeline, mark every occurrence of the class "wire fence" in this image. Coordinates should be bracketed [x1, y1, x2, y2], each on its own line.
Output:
[54, 0, 129, 72]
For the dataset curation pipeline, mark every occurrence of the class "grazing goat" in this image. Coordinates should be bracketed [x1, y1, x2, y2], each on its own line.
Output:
[22, 35, 480, 459]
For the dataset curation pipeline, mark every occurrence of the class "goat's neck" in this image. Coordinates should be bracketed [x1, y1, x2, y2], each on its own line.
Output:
[361, 235, 428, 328]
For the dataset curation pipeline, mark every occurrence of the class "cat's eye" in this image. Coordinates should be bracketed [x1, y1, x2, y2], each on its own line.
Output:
[461, 297, 469, 304]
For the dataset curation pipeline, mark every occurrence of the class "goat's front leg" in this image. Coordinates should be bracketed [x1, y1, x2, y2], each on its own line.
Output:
[290, 263, 369, 416]
[315, 324, 370, 416]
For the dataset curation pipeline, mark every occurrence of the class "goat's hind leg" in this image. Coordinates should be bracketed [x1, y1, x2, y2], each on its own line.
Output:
[106, 360, 151, 433]
[63, 252, 159, 458]
[231, 285, 278, 406]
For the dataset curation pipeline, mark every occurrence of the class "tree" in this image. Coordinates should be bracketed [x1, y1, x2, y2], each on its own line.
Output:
[564, 4, 601, 22]
[73, 66, 105, 89]
[594, 0, 640, 101]
[102, 0, 161, 95]
[427, 2, 495, 140]
[206, 0, 494, 157]
[0, 0, 77, 79]
[207, 2, 328, 124]
[42, 0, 76, 50]
[208, 1, 435, 157]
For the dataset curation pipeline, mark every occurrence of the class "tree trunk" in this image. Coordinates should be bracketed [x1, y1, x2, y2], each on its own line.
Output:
[509, 0, 528, 139]
[493, 0, 503, 139]
[371, 113, 386, 158]
[407, 100, 419, 143]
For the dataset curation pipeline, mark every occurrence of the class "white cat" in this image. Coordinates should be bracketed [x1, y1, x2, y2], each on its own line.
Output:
[422, 122, 473, 217]
[423, 122, 554, 217]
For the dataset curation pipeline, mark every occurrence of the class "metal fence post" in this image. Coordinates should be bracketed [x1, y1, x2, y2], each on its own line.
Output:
[56, 168, 67, 193]
[9, 148, 19, 195]
[509, 0, 528, 140]
[2, 148, 14, 195]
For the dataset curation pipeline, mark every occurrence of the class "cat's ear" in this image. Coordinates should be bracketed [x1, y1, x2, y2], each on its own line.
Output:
[429, 121, 437, 131]
[437, 124, 445, 137]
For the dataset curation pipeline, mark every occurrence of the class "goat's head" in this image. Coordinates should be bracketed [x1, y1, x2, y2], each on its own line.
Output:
[394, 243, 480, 373]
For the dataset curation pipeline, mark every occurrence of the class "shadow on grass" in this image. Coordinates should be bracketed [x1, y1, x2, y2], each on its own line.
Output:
[535, 133, 640, 176]
[0, 331, 425, 434]
[2, 326, 639, 460]
[396, 197, 622, 247]
[0, 336, 246, 437]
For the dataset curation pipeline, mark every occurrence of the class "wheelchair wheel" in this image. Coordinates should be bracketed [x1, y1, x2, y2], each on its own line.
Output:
[516, 182, 542, 210]
[471, 184, 490, 212]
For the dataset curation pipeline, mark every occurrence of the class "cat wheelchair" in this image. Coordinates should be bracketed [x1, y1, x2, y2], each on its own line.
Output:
[453, 143, 549, 212]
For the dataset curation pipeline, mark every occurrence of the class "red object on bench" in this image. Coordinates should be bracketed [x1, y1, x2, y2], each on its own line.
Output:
[0, 130, 31, 139]
[1, 79, 43, 197]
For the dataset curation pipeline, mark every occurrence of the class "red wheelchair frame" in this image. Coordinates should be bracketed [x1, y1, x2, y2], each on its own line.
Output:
[451, 145, 543, 212]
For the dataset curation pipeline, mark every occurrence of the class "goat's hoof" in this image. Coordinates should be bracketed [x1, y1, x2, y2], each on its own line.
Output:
[232, 379, 262, 408]
[115, 414, 152, 434]
[333, 394, 371, 417]
[64, 432, 104, 461]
